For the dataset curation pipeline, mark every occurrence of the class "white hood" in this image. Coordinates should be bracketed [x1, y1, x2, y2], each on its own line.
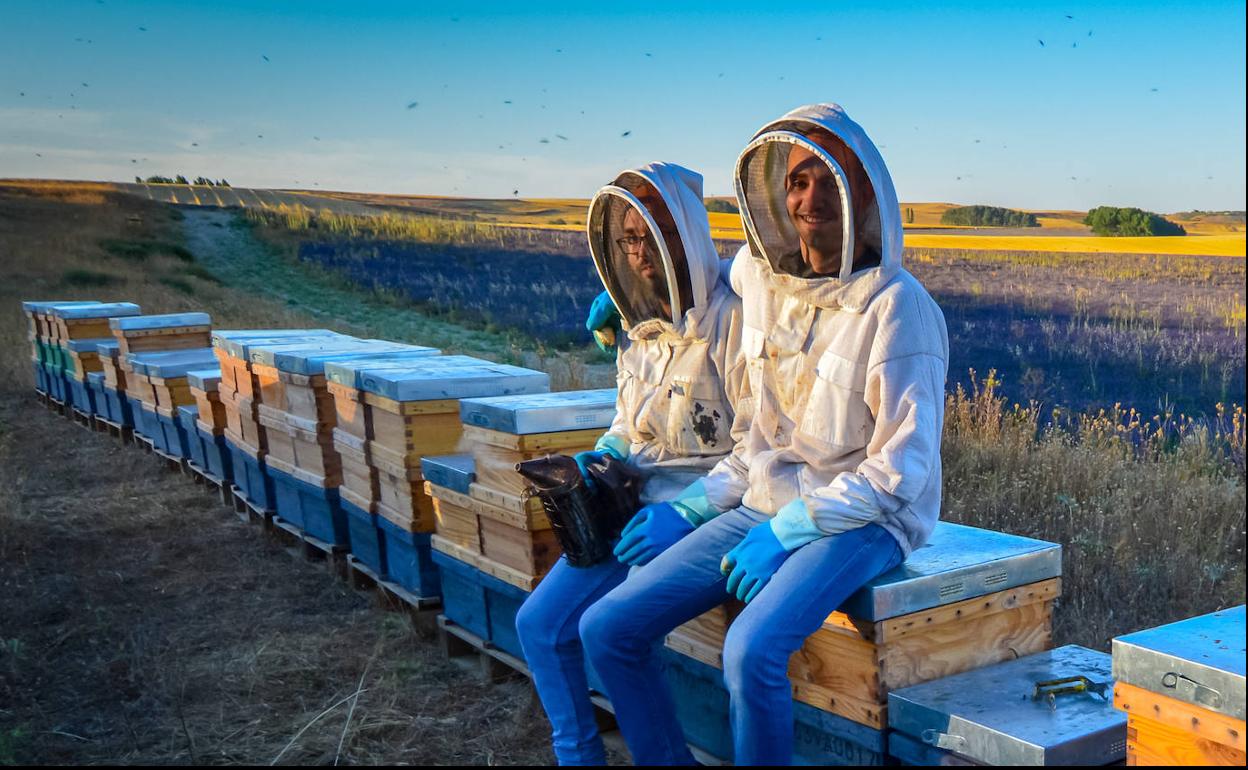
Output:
[736, 103, 903, 313]
[588, 161, 722, 338]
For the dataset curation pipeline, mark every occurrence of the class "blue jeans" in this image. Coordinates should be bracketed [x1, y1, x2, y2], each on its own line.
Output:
[515, 555, 630, 765]
[579, 508, 904, 766]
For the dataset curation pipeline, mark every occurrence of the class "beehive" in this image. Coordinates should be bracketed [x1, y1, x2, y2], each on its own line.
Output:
[110, 312, 212, 356]
[665, 522, 1063, 731]
[1112, 605, 1245, 766]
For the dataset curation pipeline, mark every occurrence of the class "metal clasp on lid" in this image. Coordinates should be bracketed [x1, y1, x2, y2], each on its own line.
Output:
[1162, 672, 1224, 709]
[921, 729, 967, 751]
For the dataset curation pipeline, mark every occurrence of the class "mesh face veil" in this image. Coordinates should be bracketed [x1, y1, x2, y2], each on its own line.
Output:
[735, 130, 857, 281]
[587, 182, 693, 330]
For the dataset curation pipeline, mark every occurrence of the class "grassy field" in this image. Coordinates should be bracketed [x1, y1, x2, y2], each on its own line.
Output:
[0, 181, 1243, 763]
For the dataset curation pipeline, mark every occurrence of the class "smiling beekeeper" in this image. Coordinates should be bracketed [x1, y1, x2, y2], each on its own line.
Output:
[514, 161, 746, 766]
[579, 104, 950, 765]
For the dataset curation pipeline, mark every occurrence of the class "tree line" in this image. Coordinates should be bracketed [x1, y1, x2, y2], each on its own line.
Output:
[1083, 206, 1186, 237]
[940, 205, 1039, 227]
[136, 175, 232, 187]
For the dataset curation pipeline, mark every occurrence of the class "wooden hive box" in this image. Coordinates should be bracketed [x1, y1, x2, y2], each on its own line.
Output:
[63, 337, 113, 382]
[110, 312, 213, 356]
[1112, 605, 1245, 766]
[666, 522, 1063, 730]
[210, 329, 340, 401]
[187, 369, 226, 431]
[425, 480, 558, 586]
[457, 388, 616, 511]
[257, 404, 342, 483]
[53, 302, 141, 342]
[96, 340, 126, 392]
[323, 355, 550, 533]
[138, 348, 218, 415]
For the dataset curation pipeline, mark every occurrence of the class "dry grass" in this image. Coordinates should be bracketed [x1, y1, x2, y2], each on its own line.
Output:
[943, 372, 1245, 649]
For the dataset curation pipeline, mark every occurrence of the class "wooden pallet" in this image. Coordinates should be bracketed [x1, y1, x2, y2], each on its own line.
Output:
[185, 461, 231, 506]
[230, 485, 271, 527]
[71, 407, 93, 429]
[135, 434, 155, 454]
[47, 396, 67, 416]
[269, 515, 350, 579]
[346, 555, 441, 631]
[94, 415, 133, 444]
[438, 614, 531, 684]
[151, 445, 186, 473]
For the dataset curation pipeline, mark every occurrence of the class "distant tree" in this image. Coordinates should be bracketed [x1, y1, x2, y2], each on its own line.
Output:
[219, 179, 231, 187]
[704, 198, 739, 214]
[193, 176, 213, 187]
[134, 176, 142, 183]
[1083, 206, 1186, 237]
[144, 175, 175, 184]
[941, 205, 1039, 227]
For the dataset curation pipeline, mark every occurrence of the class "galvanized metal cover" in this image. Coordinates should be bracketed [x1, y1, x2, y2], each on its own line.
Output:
[459, 389, 618, 434]
[214, 331, 349, 360]
[245, 336, 368, 366]
[1112, 605, 1245, 721]
[325, 355, 492, 388]
[889, 645, 1126, 766]
[64, 337, 115, 353]
[266, 342, 435, 375]
[128, 348, 218, 378]
[54, 302, 142, 320]
[23, 300, 101, 313]
[210, 328, 338, 351]
[420, 454, 477, 495]
[838, 522, 1062, 620]
[185, 368, 222, 390]
[110, 312, 212, 331]
[87, 372, 105, 386]
[353, 362, 550, 402]
[95, 340, 120, 356]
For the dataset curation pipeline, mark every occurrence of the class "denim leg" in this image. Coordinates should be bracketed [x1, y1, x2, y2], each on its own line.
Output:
[516, 557, 631, 766]
[579, 508, 766, 765]
[721, 523, 905, 766]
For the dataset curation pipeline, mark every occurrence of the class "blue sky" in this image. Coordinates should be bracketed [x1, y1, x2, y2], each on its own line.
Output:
[1, 1, 1244, 212]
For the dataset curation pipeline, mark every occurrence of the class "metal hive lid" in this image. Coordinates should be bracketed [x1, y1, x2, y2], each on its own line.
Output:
[213, 331, 348, 360]
[64, 337, 116, 353]
[1111, 604, 1245, 720]
[324, 354, 489, 388]
[459, 389, 618, 434]
[420, 454, 477, 495]
[53, 302, 142, 320]
[838, 521, 1062, 621]
[127, 348, 218, 377]
[348, 361, 550, 402]
[888, 645, 1126, 766]
[110, 312, 212, 331]
[185, 369, 222, 390]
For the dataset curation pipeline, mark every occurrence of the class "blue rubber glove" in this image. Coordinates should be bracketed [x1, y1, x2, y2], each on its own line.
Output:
[585, 290, 622, 355]
[613, 502, 694, 566]
[721, 522, 793, 603]
[573, 449, 608, 490]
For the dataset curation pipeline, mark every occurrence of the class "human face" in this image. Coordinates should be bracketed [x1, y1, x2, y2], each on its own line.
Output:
[785, 143, 846, 275]
[621, 206, 662, 285]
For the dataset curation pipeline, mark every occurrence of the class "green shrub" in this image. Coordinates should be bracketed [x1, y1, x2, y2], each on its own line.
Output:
[941, 205, 1039, 227]
[704, 198, 739, 214]
[1084, 206, 1186, 237]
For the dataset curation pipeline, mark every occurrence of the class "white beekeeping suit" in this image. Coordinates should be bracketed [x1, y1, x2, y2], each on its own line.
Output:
[586, 162, 747, 504]
[701, 104, 950, 556]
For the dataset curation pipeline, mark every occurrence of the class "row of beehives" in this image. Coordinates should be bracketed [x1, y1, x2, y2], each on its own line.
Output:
[22, 299, 1245, 767]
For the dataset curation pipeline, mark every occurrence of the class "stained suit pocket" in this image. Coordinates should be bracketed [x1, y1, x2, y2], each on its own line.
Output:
[799, 350, 871, 451]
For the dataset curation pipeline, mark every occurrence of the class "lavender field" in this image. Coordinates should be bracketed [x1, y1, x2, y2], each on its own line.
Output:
[258, 210, 1246, 418]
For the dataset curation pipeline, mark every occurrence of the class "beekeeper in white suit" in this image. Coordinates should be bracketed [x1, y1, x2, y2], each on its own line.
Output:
[580, 104, 950, 765]
[515, 161, 746, 765]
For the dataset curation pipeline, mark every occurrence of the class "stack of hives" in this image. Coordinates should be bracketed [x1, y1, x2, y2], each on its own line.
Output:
[22, 301, 98, 403]
[130, 348, 219, 457]
[246, 337, 435, 543]
[51, 303, 142, 415]
[210, 329, 340, 510]
[184, 368, 230, 481]
[324, 356, 549, 598]
[660, 523, 1065, 765]
[109, 313, 213, 443]
[427, 390, 617, 584]
[1112, 605, 1245, 766]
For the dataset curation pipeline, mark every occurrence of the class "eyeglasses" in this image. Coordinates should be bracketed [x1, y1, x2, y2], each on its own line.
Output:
[615, 235, 648, 252]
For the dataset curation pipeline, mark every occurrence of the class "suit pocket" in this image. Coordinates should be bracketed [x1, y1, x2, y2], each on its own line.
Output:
[798, 350, 871, 450]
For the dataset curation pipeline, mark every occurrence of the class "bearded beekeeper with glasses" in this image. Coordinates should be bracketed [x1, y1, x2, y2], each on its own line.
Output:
[514, 161, 747, 766]
[579, 104, 950, 765]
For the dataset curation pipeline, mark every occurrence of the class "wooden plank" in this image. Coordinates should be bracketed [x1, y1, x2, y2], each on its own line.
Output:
[362, 392, 459, 416]
[478, 516, 560, 578]
[854, 577, 1062, 645]
[876, 600, 1052, 692]
[468, 482, 545, 518]
[461, 423, 604, 453]
[430, 534, 541, 591]
[427, 481, 549, 530]
[1115, 681, 1245, 754]
[370, 409, 462, 459]
[432, 496, 482, 553]
[1127, 712, 1247, 766]
[790, 680, 888, 730]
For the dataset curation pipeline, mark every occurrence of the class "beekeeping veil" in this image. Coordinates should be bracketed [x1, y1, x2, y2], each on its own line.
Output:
[735, 103, 894, 289]
[588, 163, 711, 335]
